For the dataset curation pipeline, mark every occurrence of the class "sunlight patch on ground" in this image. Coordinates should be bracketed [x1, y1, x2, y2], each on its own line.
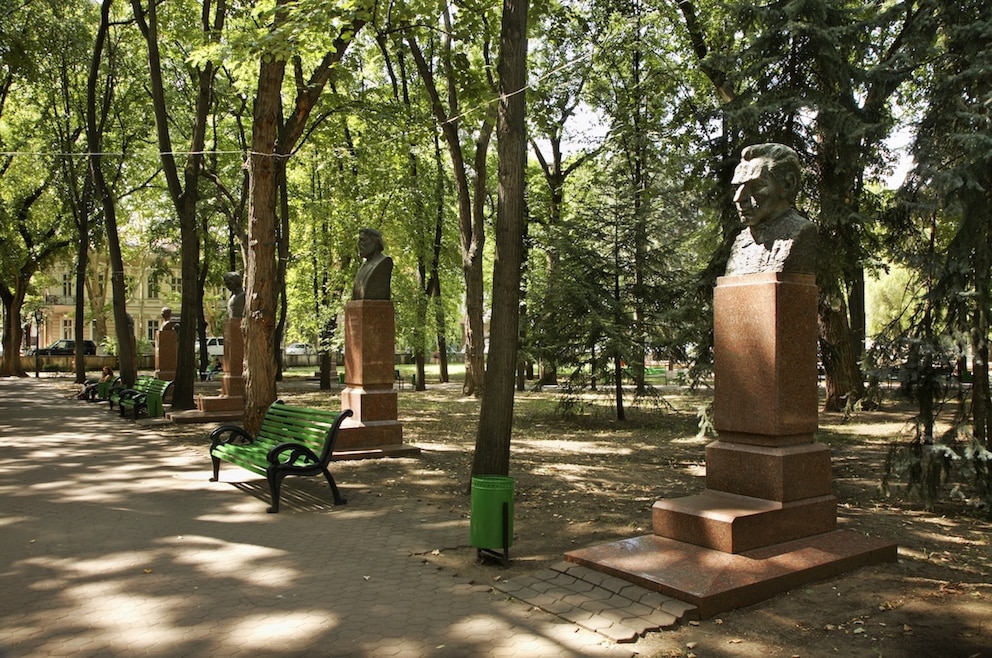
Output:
[69, 584, 194, 650]
[513, 438, 631, 456]
[671, 434, 710, 445]
[164, 536, 296, 587]
[227, 611, 339, 650]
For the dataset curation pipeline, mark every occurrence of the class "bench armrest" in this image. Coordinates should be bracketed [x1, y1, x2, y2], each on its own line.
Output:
[116, 388, 143, 403]
[208, 424, 255, 452]
[267, 442, 320, 468]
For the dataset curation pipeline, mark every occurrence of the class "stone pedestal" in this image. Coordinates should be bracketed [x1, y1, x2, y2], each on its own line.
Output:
[566, 272, 896, 617]
[337, 300, 417, 457]
[155, 329, 177, 381]
[653, 273, 835, 552]
[197, 318, 244, 413]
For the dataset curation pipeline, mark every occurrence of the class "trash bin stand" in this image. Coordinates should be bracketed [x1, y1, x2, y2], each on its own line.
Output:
[476, 500, 510, 567]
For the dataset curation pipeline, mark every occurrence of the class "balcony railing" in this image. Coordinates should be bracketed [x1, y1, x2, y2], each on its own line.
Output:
[44, 294, 76, 306]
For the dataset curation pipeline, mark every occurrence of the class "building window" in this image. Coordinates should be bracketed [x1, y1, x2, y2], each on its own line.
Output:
[171, 274, 182, 293]
[62, 274, 73, 297]
[148, 274, 160, 299]
[62, 319, 73, 339]
[147, 320, 157, 341]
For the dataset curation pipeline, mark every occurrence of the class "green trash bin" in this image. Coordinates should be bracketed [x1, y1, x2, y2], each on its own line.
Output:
[470, 475, 514, 559]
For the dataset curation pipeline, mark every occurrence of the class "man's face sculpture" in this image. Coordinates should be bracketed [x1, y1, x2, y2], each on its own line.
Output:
[732, 159, 791, 228]
[358, 232, 377, 259]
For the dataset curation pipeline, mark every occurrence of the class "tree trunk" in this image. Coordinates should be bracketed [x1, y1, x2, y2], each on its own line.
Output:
[471, 0, 528, 478]
[819, 291, 862, 412]
[407, 35, 492, 398]
[0, 286, 29, 377]
[243, 56, 285, 433]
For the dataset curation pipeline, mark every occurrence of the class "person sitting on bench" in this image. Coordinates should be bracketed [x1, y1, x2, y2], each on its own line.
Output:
[79, 366, 115, 401]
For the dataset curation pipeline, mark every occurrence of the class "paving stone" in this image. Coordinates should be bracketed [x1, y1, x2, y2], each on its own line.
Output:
[545, 572, 579, 588]
[597, 621, 641, 644]
[643, 609, 680, 630]
[576, 613, 619, 633]
[549, 560, 581, 575]
[558, 607, 595, 624]
[661, 598, 700, 621]
[578, 597, 614, 614]
[636, 590, 678, 609]
[529, 597, 576, 615]
[597, 574, 639, 594]
[617, 599, 655, 618]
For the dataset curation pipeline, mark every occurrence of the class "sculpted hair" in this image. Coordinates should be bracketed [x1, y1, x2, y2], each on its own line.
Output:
[360, 227, 385, 253]
[740, 143, 801, 203]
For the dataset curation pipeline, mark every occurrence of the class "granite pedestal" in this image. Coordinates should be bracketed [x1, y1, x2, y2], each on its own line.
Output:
[337, 300, 418, 458]
[567, 273, 896, 617]
[196, 318, 245, 413]
[154, 329, 177, 381]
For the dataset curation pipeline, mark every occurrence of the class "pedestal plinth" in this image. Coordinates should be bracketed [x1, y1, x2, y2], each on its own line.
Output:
[197, 318, 244, 413]
[337, 300, 416, 457]
[155, 330, 177, 381]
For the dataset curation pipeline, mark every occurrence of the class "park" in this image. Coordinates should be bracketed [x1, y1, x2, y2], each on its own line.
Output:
[2, 0, 992, 655]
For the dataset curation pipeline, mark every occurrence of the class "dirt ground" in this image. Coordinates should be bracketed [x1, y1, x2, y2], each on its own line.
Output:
[71, 377, 992, 657]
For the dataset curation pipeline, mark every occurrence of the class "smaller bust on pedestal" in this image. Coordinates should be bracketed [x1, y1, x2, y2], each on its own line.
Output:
[351, 228, 393, 301]
[160, 306, 179, 331]
[223, 271, 245, 319]
[725, 143, 817, 276]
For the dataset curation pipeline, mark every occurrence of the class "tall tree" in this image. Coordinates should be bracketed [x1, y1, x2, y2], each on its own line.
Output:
[0, 0, 79, 377]
[472, 0, 529, 476]
[243, 0, 368, 432]
[407, 4, 497, 397]
[906, 0, 992, 443]
[130, 0, 226, 409]
[527, 0, 601, 387]
[87, 0, 138, 386]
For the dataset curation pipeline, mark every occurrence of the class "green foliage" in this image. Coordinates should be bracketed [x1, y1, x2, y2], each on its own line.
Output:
[883, 430, 992, 518]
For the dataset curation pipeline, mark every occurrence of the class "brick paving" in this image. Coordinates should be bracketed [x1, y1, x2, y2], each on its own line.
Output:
[493, 563, 697, 643]
[0, 378, 693, 657]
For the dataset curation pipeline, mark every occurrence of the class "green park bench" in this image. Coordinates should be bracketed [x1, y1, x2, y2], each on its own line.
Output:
[109, 375, 151, 411]
[119, 377, 173, 420]
[208, 402, 354, 513]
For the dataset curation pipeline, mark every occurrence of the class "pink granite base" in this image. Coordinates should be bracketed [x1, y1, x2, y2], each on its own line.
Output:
[334, 300, 418, 460]
[565, 531, 898, 618]
[652, 490, 837, 553]
[704, 440, 833, 502]
[195, 394, 244, 412]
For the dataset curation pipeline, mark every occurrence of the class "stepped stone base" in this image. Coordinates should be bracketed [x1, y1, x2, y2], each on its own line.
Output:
[565, 530, 897, 619]
[652, 490, 837, 554]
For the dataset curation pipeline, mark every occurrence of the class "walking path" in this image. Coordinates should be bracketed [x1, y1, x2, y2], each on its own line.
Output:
[0, 378, 694, 657]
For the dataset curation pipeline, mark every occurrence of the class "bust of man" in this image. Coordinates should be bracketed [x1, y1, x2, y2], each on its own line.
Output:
[160, 306, 179, 331]
[724, 143, 817, 276]
[224, 271, 245, 319]
[351, 228, 393, 300]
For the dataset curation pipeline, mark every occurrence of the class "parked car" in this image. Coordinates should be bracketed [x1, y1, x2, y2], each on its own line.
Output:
[284, 342, 317, 356]
[31, 339, 98, 356]
[194, 336, 224, 356]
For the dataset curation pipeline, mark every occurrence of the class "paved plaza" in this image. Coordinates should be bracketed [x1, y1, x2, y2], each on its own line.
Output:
[0, 378, 692, 657]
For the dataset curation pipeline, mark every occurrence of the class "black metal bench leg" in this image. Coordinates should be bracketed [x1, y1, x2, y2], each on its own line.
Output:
[210, 456, 221, 482]
[267, 471, 284, 514]
[321, 467, 347, 505]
